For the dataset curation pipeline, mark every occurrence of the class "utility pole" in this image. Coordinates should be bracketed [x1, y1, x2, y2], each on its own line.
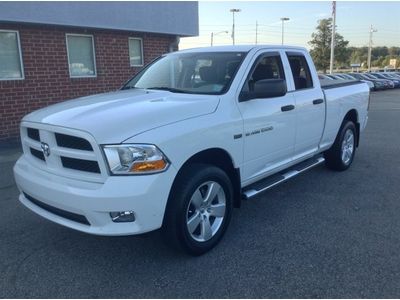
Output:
[368, 25, 378, 72]
[329, 1, 336, 74]
[280, 17, 290, 45]
[255, 21, 258, 44]
[230, 8, 241, 45]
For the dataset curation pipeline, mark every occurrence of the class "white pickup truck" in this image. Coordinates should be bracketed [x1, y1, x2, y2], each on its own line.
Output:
[14, 45, 369, 255]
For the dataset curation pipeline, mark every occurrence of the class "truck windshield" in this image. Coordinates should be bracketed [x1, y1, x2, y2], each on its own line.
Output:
[122, 52, 247, 95]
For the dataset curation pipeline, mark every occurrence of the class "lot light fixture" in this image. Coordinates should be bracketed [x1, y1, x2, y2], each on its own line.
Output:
[280, 17, 290, 45]
[230, 8, 241, 45]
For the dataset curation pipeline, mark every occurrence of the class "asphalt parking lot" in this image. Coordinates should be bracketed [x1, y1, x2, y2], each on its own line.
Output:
[1, 89, 400, 298]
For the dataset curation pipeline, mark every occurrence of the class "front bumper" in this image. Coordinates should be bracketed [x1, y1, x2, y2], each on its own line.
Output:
[14, 155, 177, 236]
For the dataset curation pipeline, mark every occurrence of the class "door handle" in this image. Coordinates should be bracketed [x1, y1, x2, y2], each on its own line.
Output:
[313, 99, 324, 105]
[281, 105, 295, 112]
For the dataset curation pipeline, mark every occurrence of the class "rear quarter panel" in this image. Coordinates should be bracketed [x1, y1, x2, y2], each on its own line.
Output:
[320, 82, 369, 150]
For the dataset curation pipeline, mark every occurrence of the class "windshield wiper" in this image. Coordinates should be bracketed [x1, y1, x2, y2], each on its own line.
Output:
[146, 87, 187, 93]
[120, 86, 137, 90]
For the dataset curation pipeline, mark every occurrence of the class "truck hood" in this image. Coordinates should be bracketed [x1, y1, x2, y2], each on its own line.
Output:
[23, 89, 220, 143]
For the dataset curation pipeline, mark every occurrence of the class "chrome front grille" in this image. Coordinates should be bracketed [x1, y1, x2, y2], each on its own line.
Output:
[21, 122, 107, 183]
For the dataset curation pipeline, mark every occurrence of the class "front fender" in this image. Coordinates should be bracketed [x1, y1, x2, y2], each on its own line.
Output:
[123, 112, 243, 173]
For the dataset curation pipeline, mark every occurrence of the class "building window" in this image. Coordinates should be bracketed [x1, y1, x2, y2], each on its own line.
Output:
[128, 38, 144, 67]
[0, 30, 24, 80]
[66, 34, 96, 78]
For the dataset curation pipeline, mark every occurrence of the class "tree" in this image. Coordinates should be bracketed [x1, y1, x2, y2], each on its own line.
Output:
[348, 47, 368, 67]
[309, 18, 349, 73]
[388, 47, 400, 56]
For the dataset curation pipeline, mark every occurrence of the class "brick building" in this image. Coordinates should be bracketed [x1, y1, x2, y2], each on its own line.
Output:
[0, 1, 198, 144]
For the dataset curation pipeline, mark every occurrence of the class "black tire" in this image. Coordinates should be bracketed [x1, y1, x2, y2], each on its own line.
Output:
[324, 120, 357, 171]
[162, 163, 233, 256]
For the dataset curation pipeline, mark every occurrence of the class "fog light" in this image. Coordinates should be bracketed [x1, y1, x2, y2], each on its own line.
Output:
[110, 211, 135, 223]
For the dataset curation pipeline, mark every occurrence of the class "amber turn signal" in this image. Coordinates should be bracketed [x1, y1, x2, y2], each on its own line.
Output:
[130, 159, 168, 172]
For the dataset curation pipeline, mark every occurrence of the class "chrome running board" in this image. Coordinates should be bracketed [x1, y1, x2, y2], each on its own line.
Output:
[242, 156, 325, 200]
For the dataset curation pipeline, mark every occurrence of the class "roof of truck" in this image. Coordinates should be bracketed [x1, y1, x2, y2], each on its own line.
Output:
[178, 45, 308, 53]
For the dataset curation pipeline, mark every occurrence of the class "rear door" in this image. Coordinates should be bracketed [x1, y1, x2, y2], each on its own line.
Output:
[237, 50, 296, 183]
[285, 52, 325, 160]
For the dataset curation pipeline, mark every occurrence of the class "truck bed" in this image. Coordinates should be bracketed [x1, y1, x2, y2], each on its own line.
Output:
[319, 79, 369, 153]
[320, 79, 365, 90]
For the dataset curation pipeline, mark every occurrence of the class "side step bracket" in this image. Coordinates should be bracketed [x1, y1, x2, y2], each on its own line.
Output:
[242, 156, 325, 200]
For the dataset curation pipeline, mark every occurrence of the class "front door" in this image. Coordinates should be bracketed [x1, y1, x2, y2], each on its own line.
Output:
[237, 51, 296, 183]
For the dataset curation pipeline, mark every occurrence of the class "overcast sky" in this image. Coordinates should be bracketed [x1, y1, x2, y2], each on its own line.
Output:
[179, 1, 400, 50]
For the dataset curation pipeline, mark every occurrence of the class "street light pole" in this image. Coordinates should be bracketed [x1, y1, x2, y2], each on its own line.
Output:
[329, 1, 336, 74]
[368, 25, 378, 72]
[210, 31, 228, 46]
[230, 8, 241, 45]
[280, 17, 290, 45]
[255, 21, 258, 44]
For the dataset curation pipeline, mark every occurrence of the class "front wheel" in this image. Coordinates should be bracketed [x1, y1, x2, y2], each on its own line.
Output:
[324, 121, 357, 171]
[162, 164, 233, 256]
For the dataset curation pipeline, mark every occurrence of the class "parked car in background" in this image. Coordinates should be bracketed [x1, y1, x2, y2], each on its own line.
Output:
[340, 74, 374, 91]
[331, 74, 347, 80]
[329, 73, 374, 91]
[380, 72, 400, 81]
[318, 74, 333, 80]
[387, 72, 400, 79]
[325, 74, 342, 80]
[364, 73, 395, 89]
[338, 74, 355, 80]
[350, 73, 389, 91]
[349, 73, 386, 91]
[370, 72, 400, 88]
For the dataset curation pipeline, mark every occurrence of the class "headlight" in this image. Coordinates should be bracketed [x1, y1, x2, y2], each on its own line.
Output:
[103, 144, 169, 175]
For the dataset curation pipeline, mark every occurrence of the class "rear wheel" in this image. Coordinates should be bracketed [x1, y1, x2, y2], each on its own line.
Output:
[163, 164, 233, 256]
[324, 121, 356, 171]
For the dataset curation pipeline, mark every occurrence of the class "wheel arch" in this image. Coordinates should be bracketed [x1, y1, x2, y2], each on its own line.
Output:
[169, 148, 242, 209]
[343, 109, 360, 147]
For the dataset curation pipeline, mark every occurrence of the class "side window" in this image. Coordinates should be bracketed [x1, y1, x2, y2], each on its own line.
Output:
[243, 53, 285, 92]
[286, 53, 313, 90]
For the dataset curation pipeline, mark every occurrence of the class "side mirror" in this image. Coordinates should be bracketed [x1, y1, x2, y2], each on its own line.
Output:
[239, 79, 287, 102]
